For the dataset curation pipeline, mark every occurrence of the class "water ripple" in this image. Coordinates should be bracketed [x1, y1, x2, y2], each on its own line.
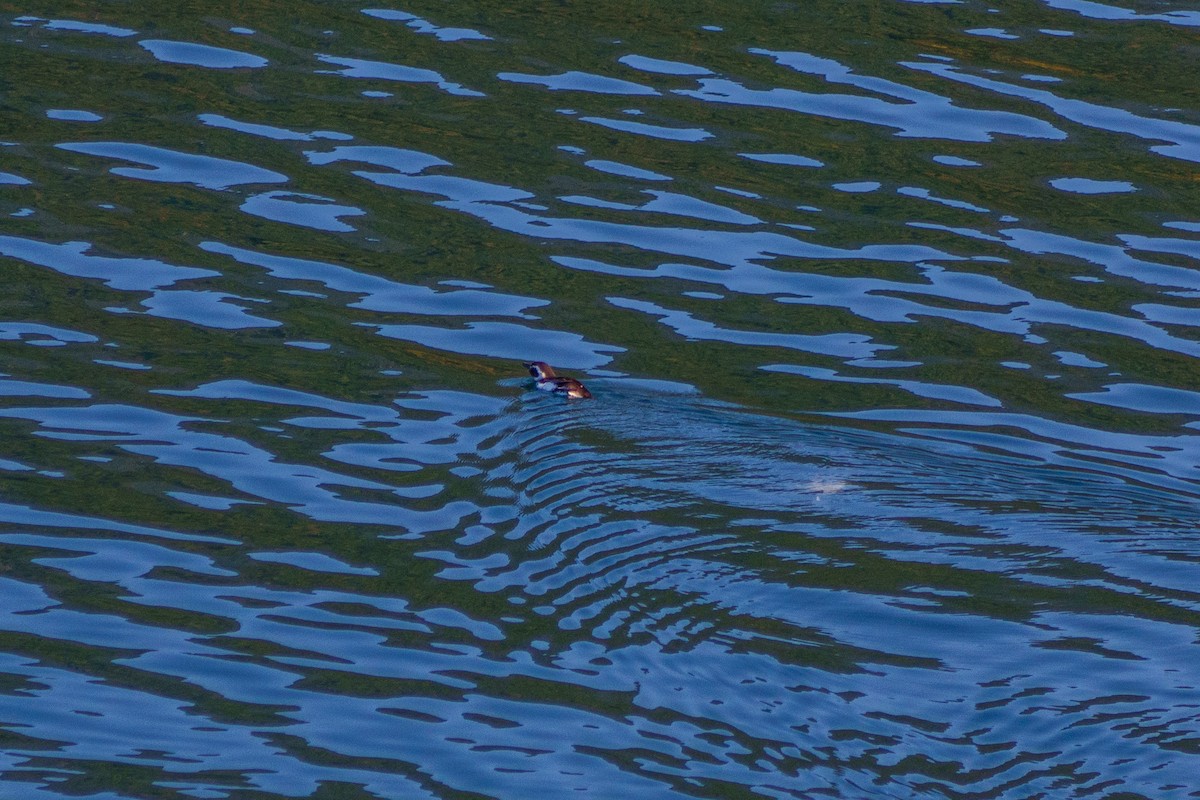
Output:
[57, 142, 287, 189]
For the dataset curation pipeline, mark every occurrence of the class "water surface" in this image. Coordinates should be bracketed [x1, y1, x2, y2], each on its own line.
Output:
[2, 2, 1199, 798]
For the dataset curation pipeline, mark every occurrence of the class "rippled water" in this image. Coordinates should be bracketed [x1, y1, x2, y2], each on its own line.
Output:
[2, 2, 1199, 798]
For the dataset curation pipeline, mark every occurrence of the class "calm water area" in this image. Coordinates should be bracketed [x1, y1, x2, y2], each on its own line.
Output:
[2, 1, 1200, 798]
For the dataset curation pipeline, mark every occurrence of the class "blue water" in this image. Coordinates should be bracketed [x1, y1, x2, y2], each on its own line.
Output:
[1, 2, 1199, 798]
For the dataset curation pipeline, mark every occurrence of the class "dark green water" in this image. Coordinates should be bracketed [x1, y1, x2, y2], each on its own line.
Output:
[1, 1, 1199, 798]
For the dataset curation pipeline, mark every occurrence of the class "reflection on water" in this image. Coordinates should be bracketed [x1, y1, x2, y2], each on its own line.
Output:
[2, 2, 1200, 798]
